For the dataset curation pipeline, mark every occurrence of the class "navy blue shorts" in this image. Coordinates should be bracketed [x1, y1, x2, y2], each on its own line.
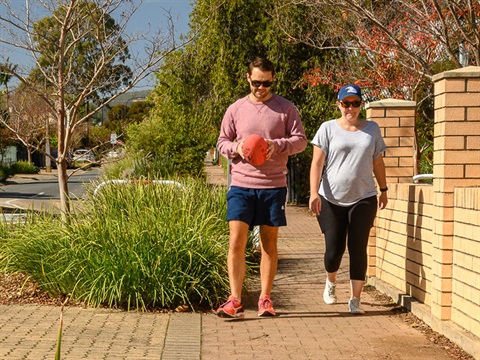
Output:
[226, 186, 287, 231]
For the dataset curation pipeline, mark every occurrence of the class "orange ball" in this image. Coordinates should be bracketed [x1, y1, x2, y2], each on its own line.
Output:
[242, 134, 268, 166]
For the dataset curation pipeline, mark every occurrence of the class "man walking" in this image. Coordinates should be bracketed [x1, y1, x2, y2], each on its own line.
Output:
[216, 57, 307, 318]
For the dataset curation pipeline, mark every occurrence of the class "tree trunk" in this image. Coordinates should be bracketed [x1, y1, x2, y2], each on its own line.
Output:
[56, 96, 69, 217]
[45, 120, 51, 173]
[57, 159, 70, 218]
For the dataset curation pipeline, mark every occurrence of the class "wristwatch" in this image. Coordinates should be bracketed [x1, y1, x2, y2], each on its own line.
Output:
[379, 187, 388, 192]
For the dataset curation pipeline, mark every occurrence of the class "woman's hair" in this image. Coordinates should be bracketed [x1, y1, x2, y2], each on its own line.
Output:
[248, 57, 275, 76]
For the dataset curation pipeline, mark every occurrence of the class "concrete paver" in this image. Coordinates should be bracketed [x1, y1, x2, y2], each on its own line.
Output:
[0, 305, 169, 360]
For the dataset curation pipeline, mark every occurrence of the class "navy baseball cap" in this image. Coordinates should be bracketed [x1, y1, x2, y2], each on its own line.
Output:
[337, 84, 362, 101]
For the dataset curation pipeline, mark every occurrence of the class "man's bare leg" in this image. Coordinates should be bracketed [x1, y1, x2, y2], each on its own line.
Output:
[259, 225, 279, 298]
[227, 220, 249, 301]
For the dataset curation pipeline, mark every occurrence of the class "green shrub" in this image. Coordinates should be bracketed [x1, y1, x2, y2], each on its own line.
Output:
[0, 177, 255, 311]
[126, 115, 211, 178]
[10, 160, 40, 174]
[101, 153, 186, 181]
[0, 164, 11, 182]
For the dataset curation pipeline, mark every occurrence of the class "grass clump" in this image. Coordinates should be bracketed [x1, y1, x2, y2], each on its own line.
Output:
[0, 177, 253, 311]
[10, 160, 40, 174]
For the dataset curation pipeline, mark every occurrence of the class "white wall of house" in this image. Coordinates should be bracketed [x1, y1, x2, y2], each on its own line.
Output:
[0, 146, 17, 165]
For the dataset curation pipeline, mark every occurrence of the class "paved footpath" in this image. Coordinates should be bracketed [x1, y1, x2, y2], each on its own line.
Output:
[201, 205, 457, 360]
[0, 164, 469, 359]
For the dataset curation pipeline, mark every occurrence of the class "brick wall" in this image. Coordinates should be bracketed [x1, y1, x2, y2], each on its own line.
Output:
[366, 100, 416, 278]
[375, 184, 434, 305]
[367, 66, 480, 355]
[431, 67, 480, 321]
[453, 187, 480, 339]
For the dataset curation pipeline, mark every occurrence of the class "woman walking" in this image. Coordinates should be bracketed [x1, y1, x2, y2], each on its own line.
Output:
[309, 84, 388, 314]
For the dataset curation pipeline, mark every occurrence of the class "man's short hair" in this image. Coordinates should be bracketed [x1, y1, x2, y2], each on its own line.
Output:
[248, 57, 275, 76]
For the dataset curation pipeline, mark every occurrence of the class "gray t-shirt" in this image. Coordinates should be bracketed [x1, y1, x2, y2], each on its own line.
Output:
[311, 119, 387, 206]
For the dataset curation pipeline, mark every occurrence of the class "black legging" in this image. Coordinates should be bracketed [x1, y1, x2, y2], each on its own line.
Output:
[316, 195, 378, 280]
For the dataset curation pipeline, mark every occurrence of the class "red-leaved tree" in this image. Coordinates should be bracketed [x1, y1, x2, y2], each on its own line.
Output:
[273, 0, 480, 174]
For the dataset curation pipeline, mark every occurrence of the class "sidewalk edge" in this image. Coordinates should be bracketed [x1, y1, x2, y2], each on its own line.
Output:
[369, 277, 480, 360]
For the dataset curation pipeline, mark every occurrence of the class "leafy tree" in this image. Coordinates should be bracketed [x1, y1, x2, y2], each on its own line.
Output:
[87, 124, 117, 159]
[0, 0, 188, 215]
[106, 104, 130, 136]
[2, 86, 52, 163]
[273, 0, 480, 175]
[274, 0, 479, 89]
[105, 101, 153, 138]
[127, 101, 154, 124]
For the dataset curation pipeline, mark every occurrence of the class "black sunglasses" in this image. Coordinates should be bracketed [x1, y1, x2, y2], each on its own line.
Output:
[250, 80, 274, 88]
[340, 100, 362, 108]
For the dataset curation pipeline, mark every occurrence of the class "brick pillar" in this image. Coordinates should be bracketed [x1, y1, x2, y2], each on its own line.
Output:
[365, 100, 416, 277]
[366, 99, 416, 184]
[431, 66, 480, 320]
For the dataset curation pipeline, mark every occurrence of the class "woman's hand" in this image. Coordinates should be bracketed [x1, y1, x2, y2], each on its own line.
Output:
[378, 192, 388, 210]
[309, 193, 322, 215]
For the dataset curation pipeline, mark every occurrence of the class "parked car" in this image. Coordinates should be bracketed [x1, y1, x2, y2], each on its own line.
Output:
[50, 150, 73, 169]
[72, 149, 95, 164]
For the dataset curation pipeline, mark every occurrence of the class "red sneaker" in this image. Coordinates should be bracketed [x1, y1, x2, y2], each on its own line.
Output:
[216, 295, 245, 318]
[258, 295, 276, 317]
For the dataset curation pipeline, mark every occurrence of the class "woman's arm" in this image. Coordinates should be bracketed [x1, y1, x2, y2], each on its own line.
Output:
[309, 145, 326, 215]
[373, 154, 388, 210]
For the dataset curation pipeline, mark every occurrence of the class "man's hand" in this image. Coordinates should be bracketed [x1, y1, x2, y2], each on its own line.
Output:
[237, 141, 245, 159]
[265, 139, 275, 160]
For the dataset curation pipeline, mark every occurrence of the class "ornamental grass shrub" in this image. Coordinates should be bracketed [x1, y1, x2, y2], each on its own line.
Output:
[10, 160, 40, 174]
[0, 177, 257, 310]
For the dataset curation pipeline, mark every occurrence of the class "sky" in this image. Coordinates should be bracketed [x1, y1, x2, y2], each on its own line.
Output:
[124, 0, 193, 89]
[1, 0, 193, 90]
[129, 0, 192, 35]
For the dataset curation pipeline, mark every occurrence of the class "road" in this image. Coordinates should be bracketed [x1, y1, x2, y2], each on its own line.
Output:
[0, 167, 102, 214]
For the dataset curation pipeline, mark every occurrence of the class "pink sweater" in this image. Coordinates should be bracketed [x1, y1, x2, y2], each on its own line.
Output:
[217, 94, 307, 189]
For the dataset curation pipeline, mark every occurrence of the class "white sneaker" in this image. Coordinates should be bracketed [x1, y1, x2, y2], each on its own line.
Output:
[349, 297, 365, 315]
[323, 279, 337, 304]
